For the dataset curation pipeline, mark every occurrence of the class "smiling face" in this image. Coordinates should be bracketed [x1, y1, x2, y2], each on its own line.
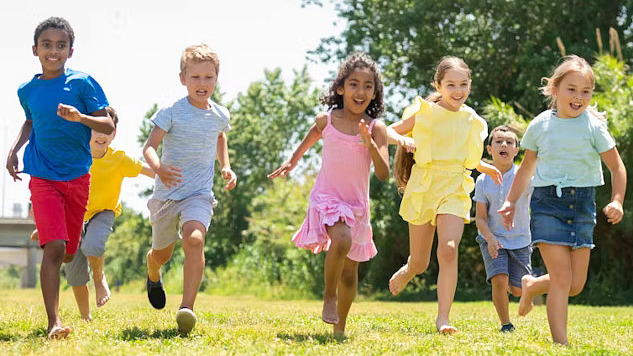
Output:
[180, 61, 217, 109]
[436, 68, 471, 111]
[553, 71, 593, 119]
[90, 129, 116, 157]
[336, 67, 376, 116]
[487, 129, 519, 166]
[32, 28, 73, 79]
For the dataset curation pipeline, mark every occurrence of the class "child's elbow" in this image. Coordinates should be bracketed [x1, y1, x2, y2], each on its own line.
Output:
[376, 169, 389, 182]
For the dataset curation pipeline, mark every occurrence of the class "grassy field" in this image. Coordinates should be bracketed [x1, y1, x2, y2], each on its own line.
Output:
[0, 289, 631, 355]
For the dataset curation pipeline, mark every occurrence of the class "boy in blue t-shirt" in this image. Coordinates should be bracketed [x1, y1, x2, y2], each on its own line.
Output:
[473, 125, 532, 333]
[5, 17, 114, 339]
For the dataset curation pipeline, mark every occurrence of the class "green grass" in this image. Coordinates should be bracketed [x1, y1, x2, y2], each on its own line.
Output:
[0, 289, 631, 355]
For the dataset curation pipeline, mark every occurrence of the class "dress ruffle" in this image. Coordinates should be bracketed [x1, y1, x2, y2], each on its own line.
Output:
[292, 193, 377, 262]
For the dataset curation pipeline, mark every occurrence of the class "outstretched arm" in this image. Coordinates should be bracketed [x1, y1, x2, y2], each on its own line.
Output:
[139, 163, 155, 178]
[143, 126, 182, 189]
[57, 104, 115, 134]
[359, 119, 389, 181]
[498, 149, 537, 230]
[5, 120, 32, 181]
[268, 113, 326, 179]
[386, 114, 416, 152]
[476, 160, 502, 185]
[217, 131, 237, 191]
[601, 147, 626, 224]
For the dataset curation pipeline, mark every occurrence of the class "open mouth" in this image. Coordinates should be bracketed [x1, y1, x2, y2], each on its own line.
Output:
[570, 102, 583, 110]
[196, 89, 208, 96]
[353, 98, 365, 106]
[499, 150, 509, 158]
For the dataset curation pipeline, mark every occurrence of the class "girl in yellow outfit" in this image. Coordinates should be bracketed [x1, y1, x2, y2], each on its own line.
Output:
[387, 57, 502, 334]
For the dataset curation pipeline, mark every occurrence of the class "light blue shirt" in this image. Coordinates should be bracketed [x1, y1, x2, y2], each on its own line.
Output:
[151, 97, 231, 201]
[521, 110, 615, 194]
[473, 165, 531, 249]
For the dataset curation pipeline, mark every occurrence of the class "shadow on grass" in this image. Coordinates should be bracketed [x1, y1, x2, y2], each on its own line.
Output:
[0, 331, 20, 341]
[119, 327, 181, 340]
[277, 332, 346, 344]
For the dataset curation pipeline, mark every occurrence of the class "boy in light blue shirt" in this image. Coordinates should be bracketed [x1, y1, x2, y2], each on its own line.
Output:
[143, 44, 237, 335]
[474, 125, 532, 333]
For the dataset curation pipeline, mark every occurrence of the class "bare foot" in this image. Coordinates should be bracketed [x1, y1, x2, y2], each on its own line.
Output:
[30, 229, 39, 241]
[518, 275, 535, 316]
[436, 319, 458, 334]
[389, 264, 414, 295]
[47, 325, 71, 339]
[81, 315, 92, 322]
[322, 296, 339, 325]
[94, 273, 111, 308]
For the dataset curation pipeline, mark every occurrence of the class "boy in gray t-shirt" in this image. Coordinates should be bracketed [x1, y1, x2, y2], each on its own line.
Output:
[143, 44, 237, 334]
[474, 125, 532, 333]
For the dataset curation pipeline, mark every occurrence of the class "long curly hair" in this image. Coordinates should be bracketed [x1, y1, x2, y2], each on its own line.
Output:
[393, 56, 471, 192]
[320, 52, 384, 118]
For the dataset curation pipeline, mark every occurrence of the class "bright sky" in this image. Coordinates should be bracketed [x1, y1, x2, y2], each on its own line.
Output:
[0, 0, 343, 217]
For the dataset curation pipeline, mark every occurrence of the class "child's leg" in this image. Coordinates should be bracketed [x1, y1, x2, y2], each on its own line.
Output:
[435, 214, 463, 332]
[88, 255, 110, 307]
[538, 244, 574, 345]
[323, 221, 353, 324]
[490, 274, 511, 325]
[71, 285, 92, 321]
[147, 243, 176, 282]
[180, 220, 207, 310]
[389, 222, 435, 295]
[40, 240, 67, 334]
[334, 258, 359, 336]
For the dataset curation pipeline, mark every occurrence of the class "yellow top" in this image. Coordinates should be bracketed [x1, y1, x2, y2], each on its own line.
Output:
[84, 147, 143, 221]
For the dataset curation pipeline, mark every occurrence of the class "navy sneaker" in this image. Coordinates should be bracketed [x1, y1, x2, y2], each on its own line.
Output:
[500, 323, 515, 333]
[147, 276, 166, 309]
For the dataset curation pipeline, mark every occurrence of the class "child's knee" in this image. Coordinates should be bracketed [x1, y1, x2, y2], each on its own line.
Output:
[436, 243, 458, 263]
[569, 279, 587, 296]
[182, 234, 205, 250]
[509, 286, 522, 297]
[490, 274, 508, 288]
[408, 257, 429, 275]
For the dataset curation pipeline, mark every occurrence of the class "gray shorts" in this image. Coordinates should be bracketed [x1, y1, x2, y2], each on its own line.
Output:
[64, 210, 115, 287]
[148, 195, 215, 250]
[476, 235, 532, 288]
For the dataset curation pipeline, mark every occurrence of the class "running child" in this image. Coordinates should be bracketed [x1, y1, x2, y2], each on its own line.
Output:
[498, 55, 626, 345]
[5, 17, 114, 339]
[474, 125, 532, 333]
[386, 56, 502, 334]
[268, 52, 389, 336]
[143, 44, 237, 334]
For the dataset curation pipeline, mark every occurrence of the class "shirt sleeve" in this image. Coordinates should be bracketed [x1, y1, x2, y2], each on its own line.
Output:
[152, 106, 173, 132]
[520, 120, 539, 151]
[120, 152, 143, 178]
[473, 175, 488, 204]
[17, 88, 32, 120]
[592, 120, 616, 153]
[80, 75, 109, 114]
[221, 107, 231, 132]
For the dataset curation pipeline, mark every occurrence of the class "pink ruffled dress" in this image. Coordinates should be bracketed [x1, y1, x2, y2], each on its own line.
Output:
[292, 112, 378, 262]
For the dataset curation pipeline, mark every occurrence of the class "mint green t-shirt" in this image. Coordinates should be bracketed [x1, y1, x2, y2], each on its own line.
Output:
[521, 109, 615, 189]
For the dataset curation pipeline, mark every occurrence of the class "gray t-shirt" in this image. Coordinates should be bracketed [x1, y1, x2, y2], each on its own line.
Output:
[151, 96, 231, 201]
[473, 164, 531, 249]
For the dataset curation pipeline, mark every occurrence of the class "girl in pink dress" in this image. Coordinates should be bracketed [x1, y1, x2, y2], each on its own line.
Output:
[269, 52, 389, 335]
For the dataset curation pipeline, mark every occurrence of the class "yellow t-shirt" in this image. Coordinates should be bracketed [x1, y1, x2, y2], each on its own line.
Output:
[84, 147, 143, 221]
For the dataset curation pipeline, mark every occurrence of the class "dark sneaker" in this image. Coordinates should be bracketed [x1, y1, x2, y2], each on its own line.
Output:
[500, 323, 515, 333]
[176, 308, 196, 334]
[147, 276, 166, 309]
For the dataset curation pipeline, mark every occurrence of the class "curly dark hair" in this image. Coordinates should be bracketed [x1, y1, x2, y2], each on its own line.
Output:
[34, 17, 75, 48]
[320, 52, 384, 118]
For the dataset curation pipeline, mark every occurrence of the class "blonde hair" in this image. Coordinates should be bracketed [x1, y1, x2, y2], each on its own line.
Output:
[393, 56, 471, 192]
[540, 55, 605, 120]
[180, 44, 220, 75]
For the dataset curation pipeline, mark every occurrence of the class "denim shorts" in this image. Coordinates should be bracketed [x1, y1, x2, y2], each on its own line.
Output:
[530, 186, 596, 249]
[476, 235, 532, 288]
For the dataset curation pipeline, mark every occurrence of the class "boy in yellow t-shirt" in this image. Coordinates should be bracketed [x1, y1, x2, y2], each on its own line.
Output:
[47, 106, 153, 320]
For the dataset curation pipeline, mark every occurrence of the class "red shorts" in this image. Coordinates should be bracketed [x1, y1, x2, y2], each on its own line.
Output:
[29, 174, 90, 254]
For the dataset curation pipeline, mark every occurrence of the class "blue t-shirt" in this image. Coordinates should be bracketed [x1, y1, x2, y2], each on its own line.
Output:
[151, 96, 231, 201]
[521, 109, 615, 188]
[18, 68, 109, 181]
[473, 165, 531, 249]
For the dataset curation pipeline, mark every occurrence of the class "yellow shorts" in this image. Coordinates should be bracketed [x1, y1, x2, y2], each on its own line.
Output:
[399, 164, 474, 226]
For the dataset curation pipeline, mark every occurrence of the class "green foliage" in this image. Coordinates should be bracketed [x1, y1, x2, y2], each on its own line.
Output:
[305, 0, 633, 116]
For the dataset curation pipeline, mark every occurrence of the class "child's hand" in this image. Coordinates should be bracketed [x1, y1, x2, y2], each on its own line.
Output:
[5, 152, 22, 181]
[497, 200, 515, 230]
[398, 135, 416, 153]
[479, 161, 503, 185]
[603, 201, 624, 225]
[268, 159, 298, 179]
[156, 164, 182, 189]
[485, 236, 502, 259]
[221, 167, 237, 191]
[57, 103, 83, 122]
[358, 119, 373, 148]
